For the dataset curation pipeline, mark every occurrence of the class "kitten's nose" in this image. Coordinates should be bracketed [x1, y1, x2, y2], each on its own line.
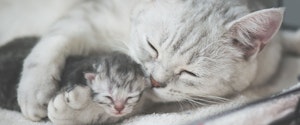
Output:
[150, 75, 166, 88]
[114, 103, 125, 112]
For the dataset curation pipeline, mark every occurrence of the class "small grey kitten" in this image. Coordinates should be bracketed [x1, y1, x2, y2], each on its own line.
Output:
[48, 50, 149, 125]
[60, 50, 148, 117]
[0, 37, 148, 124]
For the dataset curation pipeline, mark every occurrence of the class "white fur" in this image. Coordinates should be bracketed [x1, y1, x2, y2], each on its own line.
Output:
[47, 86, 121, 125]
[0, 0, 300, 124]
[2, 58, 300, 125]
[0, 0, 83, 46]
[16, 0, 138, 121]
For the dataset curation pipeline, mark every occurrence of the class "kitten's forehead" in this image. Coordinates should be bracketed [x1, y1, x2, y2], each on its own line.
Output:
[95, 53, 146, 92]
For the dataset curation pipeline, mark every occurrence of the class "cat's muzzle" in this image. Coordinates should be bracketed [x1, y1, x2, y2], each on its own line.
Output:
[150, 75, 167, 88]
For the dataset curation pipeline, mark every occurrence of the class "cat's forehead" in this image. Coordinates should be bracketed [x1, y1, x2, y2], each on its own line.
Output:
[134, 0, 249, 34]
[134, 0, 250, 64]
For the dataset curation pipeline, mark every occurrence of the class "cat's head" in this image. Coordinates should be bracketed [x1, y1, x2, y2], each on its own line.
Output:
[129, 1, 283, 102]
[84, 53, 148, 117]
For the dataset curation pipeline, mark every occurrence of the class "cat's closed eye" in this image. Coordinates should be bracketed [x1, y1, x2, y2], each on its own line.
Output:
[147, 38, 158, 58]
[105, 96, 113, 102]
[179, 70, 198, 77]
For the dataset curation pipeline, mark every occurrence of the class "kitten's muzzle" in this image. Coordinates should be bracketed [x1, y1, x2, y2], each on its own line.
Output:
[150, 75, 166, 88]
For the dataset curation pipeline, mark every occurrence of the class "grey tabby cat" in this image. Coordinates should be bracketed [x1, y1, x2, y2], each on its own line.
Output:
[10, 0, 300, 123]
[0, 37, 148, 125]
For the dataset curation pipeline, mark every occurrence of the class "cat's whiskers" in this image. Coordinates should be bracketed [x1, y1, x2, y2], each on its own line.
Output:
[183, 99, 197, 109]
[205, 95, 230, 102]
[190, 97, 221, 104]
[188, 93, 230, 102]
[189, 96, 229, 105]
[175, 98, 185, 111]
[184, 98, 208, 106]
[179, 93, 230, 106]
[179, 94, 207, 106]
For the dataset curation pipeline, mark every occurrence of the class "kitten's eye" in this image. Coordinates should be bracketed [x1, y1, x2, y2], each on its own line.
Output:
[127, 97, 133, 100]
[147, 39, 158, 58]
[126, 96, 139, 103]
[179, 70, 198, 77]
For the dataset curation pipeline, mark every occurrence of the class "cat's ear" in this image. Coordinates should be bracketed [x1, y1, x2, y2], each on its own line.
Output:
[84, 72, 96, 85]
[228, 8, 284, 59]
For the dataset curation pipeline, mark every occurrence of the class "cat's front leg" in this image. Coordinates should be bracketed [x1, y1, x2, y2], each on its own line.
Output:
[17, 36, 69, 121]
[17, 20, 101, 121]
[17, 1, 128, 121]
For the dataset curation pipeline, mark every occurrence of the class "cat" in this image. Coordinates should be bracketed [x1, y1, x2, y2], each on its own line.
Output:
[0, 37, 148, 124]
[6, 0, 299, 121]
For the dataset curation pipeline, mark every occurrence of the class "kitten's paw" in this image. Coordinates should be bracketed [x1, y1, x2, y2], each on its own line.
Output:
[48, 86, 92, 125]
[64, 86, 91, 109]
[48, 94, 75, 125]
[17, 63, 60, 121]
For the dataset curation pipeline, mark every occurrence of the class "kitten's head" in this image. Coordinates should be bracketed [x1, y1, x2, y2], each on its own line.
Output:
[129, 1, 283, 102]
[85, 53, 148, 117]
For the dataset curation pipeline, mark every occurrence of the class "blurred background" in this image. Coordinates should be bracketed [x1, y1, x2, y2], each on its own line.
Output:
[264, 0, 300, 29]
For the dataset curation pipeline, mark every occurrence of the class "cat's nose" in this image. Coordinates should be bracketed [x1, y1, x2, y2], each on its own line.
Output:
[150, 75, 166, 88]
[114, 103, 125, 112]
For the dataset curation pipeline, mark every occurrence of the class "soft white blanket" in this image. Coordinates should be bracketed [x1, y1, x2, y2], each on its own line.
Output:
[1, 56, 300, 125]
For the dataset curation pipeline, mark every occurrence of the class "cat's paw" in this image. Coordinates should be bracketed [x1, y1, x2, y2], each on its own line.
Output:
[17, 58, 61, 121]
[18, 78, 56, 121]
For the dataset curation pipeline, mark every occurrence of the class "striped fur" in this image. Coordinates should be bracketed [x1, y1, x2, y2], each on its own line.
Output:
[129, 0, 283, 103]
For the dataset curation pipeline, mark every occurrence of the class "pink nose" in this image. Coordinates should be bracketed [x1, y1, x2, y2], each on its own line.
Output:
[150, 75, 160, 87]
[114, 104, 125, 112]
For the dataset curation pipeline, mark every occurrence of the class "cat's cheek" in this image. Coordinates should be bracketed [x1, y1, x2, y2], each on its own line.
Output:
[143, 62, 153, 74]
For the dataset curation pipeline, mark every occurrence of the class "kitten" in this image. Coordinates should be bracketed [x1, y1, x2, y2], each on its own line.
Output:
[8, 0, 299, 121]
[0, 37, 148, 124]
[49, 52, 148, 125]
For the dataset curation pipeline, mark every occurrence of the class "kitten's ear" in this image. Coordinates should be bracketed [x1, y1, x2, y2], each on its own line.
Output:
[84, 73, 96, 84]
[228, 8, 284, 59]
